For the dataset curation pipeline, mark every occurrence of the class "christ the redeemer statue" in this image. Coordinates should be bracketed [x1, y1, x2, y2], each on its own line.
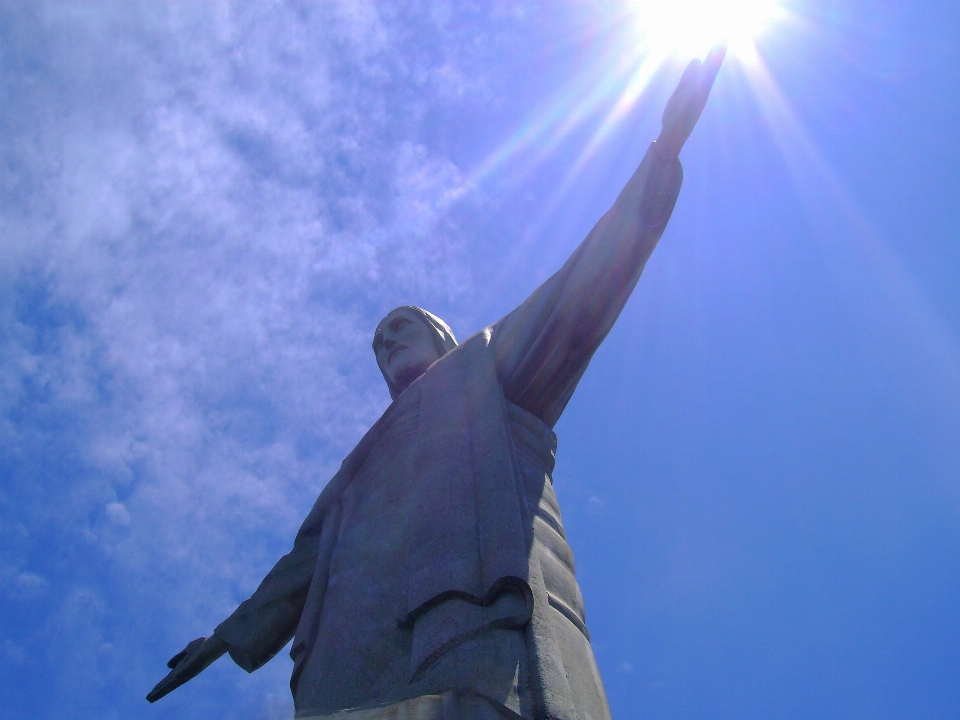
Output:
[148, 49, 726, 720]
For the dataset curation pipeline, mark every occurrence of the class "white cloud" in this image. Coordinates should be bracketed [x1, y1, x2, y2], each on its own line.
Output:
[105, 502, 131, 526]
[0, 1, 545, 717]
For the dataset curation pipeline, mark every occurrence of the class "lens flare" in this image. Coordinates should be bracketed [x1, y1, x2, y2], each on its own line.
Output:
[463, 0, 790, 222]
[632, 0, 784, 59]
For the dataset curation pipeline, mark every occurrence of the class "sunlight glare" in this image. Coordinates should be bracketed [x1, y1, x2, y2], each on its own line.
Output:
[632, 0, 784, 59]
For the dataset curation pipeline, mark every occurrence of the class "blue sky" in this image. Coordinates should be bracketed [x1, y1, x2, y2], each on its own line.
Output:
[1, 2, 958, 719]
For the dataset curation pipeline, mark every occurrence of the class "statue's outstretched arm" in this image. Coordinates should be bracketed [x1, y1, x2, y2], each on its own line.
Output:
[147, 496, 327, 702]
[493, 47, 725, 426]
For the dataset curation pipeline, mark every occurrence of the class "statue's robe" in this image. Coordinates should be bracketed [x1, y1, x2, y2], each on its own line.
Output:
[214, 144, 683, 720]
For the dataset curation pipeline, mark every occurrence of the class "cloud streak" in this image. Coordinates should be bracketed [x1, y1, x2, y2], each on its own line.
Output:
[0, 2, 532, 717]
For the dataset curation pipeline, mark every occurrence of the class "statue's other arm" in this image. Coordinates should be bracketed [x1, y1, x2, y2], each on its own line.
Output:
[147, 504, 324, 702]
[148, 395, 379, 703]
[493, 48, 725, 426]
[211, 543, 316, 671]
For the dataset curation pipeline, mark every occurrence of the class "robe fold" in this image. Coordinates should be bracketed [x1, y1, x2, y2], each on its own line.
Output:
[214, 143, 683, 719]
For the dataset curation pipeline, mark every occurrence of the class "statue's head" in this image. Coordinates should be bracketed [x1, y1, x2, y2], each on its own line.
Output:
[372, 306, 457, 399]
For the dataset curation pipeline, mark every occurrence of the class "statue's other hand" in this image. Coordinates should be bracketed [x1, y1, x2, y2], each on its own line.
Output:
[146, 634, 228, 703]
[657, 44, 726, 159]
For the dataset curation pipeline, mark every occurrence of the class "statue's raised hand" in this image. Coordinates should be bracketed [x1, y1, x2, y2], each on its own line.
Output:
[146, 634, 228, 703]
[656, 45, 726, 159]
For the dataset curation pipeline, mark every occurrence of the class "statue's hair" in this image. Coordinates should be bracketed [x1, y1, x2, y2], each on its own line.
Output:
[373, 306, 457, 400]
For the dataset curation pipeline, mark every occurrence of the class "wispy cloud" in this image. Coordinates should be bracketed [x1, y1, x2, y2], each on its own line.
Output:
[0, 2, 532, 717]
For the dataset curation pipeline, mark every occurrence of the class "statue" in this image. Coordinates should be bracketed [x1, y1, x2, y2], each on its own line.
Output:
[147, 47, 726, 720]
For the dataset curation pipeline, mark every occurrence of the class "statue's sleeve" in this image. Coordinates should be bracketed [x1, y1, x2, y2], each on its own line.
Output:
[212, 505, 325, 673]
[493, 142, 683, 426]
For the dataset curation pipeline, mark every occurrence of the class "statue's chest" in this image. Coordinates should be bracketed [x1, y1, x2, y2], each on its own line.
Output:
[337, 394, 422, 558]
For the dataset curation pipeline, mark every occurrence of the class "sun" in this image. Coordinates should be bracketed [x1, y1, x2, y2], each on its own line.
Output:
[465, 0, 790, 189]
[631, 0, 785, 59]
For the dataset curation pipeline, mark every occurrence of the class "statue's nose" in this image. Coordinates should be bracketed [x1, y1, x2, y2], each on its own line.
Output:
[384, 337, 397, 350]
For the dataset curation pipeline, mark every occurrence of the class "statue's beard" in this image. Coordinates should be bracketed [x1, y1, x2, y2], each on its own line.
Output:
[389, 359, 433, 395]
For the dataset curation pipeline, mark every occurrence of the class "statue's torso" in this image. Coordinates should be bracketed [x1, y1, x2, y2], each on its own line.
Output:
[293, 388, 609, 720]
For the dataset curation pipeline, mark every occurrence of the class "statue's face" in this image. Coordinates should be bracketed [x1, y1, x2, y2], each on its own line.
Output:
[373, 308, 441, 395]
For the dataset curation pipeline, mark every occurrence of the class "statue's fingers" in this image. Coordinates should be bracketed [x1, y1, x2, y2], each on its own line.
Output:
[146, 671, 181, 703]
[167, 637, 206, 669]
[166, 649, 188, 669]
[700, 44, 727, 92]
[678, 57, 702, 92]
[146, 683, 165, 703]
[705, 44, 727, 71]
[663, 58, 702, 127]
